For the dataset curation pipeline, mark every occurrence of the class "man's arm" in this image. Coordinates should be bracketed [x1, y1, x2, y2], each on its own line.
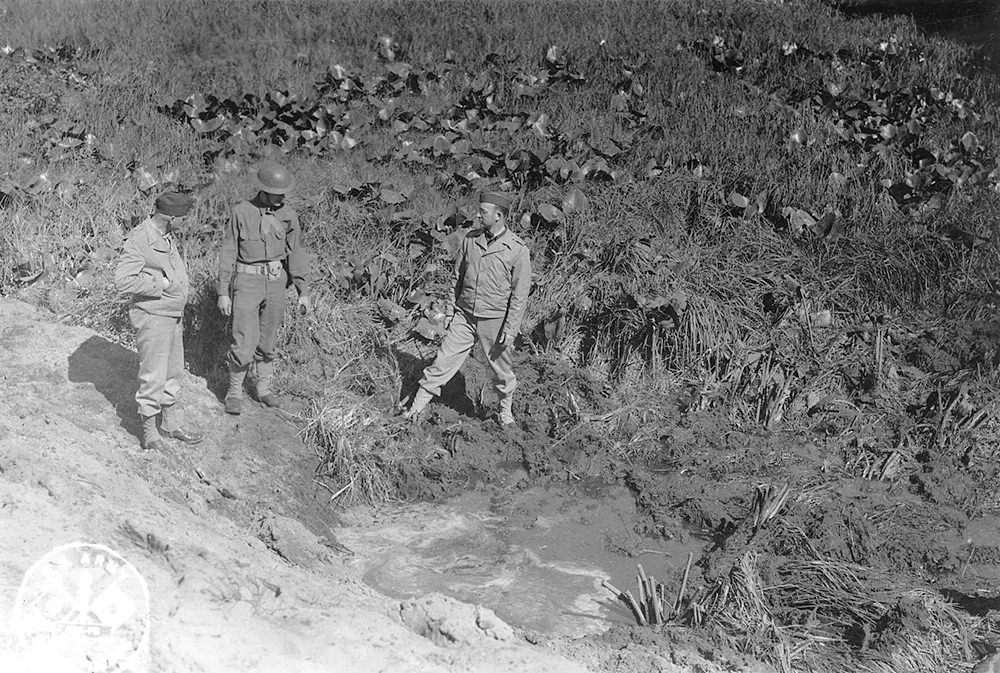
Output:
[114, 236, 164, 297]
[217, 208, 239, 296]
[502, 245, 532, 341]
[284, 210, 310, 297]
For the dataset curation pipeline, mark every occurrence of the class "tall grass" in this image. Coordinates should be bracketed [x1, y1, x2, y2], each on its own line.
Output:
[1, 0, 998, 474]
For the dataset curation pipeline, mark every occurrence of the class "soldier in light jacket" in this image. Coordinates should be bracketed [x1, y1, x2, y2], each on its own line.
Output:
[404, 191, 532, 426]
[115, 192, 204, 451]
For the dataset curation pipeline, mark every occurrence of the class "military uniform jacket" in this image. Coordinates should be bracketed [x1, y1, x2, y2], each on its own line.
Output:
[217, 200, 310, 296]
[114, 218, 190, 318]
[453, 227, 532, 340]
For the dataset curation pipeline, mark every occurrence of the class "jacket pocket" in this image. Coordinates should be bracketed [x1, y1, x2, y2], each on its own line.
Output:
[239, 229, 266, 259]
[162, 279, 189, 304]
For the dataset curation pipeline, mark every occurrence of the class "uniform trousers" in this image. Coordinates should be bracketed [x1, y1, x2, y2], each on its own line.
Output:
[131, 308, 183, 417]
[227, 267, 287, 369]
[418, 310, 516, 398]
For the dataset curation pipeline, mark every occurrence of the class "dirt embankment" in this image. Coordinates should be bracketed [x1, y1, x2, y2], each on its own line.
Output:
[4, 291, 997, 673]
[0, 297, 762, 673]
[0, 298, 598, 673]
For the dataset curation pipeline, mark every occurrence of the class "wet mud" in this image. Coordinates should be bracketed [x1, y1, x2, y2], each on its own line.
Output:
[334, 477, 703, 638]
[350, 341, 1000, 669]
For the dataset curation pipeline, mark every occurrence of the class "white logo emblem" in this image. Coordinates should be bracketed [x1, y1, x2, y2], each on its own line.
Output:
[9, 542, 150, 672]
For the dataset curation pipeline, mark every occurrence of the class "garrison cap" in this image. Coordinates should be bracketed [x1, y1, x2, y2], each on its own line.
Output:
[479, 191, 514, 209]
[155, 191, 194, 216]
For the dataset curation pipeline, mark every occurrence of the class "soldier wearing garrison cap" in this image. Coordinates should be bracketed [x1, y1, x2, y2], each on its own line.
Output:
[115, 191, 204, 451]
[403, 191, 532, 426]
[217, 161, 312, 414]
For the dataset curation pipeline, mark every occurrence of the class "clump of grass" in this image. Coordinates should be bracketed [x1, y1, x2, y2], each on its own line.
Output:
[645, 493, 990, 673]
[279, 297, 400, 400]
[694, 551, 983, 673]
[696, 552, 794, 672]
[858, 589, 978, 673]
[279, 292, 435, 507]
[303, 387, 424, 507]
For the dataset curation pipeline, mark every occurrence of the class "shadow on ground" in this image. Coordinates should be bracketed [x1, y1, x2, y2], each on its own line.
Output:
[183, 287, 232, 400]
[68, 334, 142, 441]
[940, 588, 1000, 616]
[392, 344, 478, 418]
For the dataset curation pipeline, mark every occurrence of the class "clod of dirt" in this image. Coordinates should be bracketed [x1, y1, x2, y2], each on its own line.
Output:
[37, 474, 68, 500]
[185, 489, 210, 517]
[399, 593, 516, 646]
[553, 622, 777, 673]
[253, 513, 329, 567]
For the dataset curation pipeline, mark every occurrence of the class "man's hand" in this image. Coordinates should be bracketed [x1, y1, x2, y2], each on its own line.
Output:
[298, 295, 312, 316]
[489, 333, 510, 361]
[218, 295, 232, 317]
[161, 275, 171, 290]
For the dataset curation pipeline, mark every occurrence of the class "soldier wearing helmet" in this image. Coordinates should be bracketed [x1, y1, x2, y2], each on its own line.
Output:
[403, 191, 532, 427]
[217, 161, 312, 414]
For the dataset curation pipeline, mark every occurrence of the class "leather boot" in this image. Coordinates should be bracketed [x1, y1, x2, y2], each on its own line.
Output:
[255, 360, 280, 408]
[225, 366, 247, 415]
[141, 414, 166, 451]
[402, 387, 434, 420]
[160, 405, 204, 444]
[498, 393, 515, 427]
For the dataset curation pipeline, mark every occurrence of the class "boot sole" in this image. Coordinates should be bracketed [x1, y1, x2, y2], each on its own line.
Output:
[164, 431, 204, 445]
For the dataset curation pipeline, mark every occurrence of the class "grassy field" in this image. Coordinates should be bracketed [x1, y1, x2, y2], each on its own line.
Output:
[0, 0, 998, 476]
[2, 0, 999, 467]
[4, 0, 1000, 669]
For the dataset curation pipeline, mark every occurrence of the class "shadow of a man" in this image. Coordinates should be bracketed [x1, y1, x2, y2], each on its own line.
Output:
[67, 335, 142, 441]
[392, 343, 477, 417]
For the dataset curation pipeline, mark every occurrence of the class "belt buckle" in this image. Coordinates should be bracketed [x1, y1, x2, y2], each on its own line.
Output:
[265, 261, 281, 279]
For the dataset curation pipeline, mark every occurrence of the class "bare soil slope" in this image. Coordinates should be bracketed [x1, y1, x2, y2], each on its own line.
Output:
[0, 297, 598, 673]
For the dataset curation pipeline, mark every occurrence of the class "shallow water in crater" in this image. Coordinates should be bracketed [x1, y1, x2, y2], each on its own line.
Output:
[334, 476, 704, 637]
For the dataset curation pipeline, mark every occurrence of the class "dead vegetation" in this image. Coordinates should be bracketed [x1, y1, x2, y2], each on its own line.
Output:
[606, 479, 998, 672]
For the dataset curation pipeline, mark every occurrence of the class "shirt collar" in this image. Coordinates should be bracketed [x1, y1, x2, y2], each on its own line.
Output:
[145, 218, 173, 252]
[252, 196, 285, 216]
[485, 226, 508, 244]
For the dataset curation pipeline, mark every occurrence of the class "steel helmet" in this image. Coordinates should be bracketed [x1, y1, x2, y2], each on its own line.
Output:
[254, 161, 295, 195]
